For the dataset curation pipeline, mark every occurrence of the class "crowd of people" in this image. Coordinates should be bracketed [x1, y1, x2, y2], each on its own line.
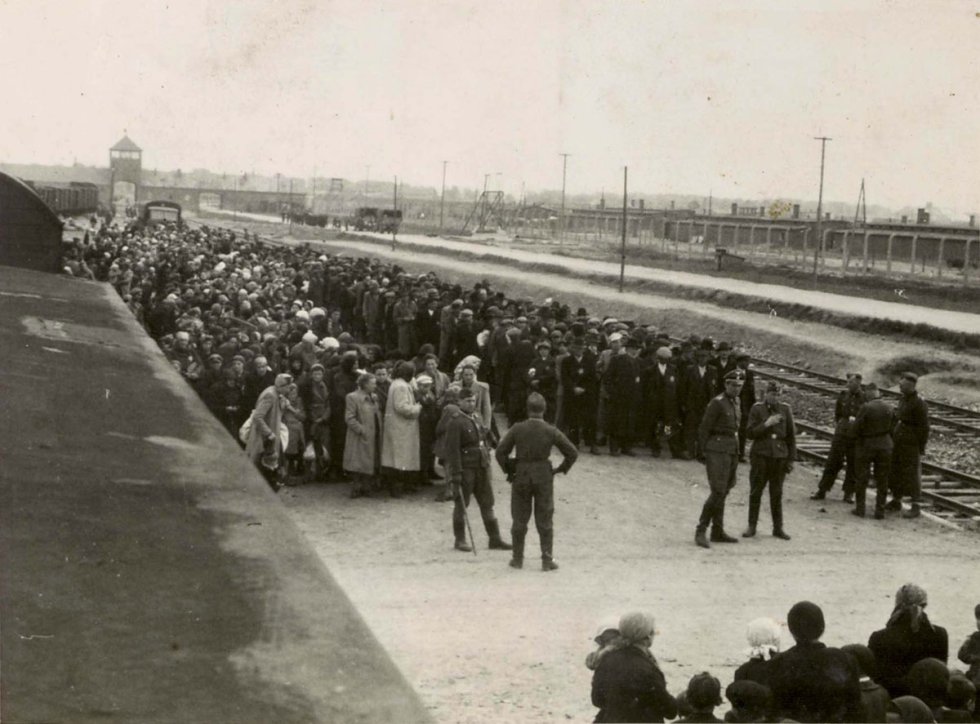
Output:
[589, 590, 980, 723]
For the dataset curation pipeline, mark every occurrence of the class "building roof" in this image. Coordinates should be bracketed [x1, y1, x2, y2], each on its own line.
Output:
[0, 163, 110, 186]
[110, 135, 141, 152]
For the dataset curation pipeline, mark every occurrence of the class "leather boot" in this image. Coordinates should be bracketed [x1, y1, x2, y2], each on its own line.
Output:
[540, 529, 557, 570]
[902, 503, 921, 519]
[453, 519, 471, 552]
[710, 529, 739, 544]
[742, 525, 757, 538]
[486, 520, 512, 550]
[510, 529, 526, 568]
[695, 527, 710, 549]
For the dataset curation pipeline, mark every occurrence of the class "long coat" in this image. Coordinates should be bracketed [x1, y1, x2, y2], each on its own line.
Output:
[244, 386, 282, 463]
[381, 378, 422, 471]
[591, 646, 678, 723]
[343, 389, 383, 475]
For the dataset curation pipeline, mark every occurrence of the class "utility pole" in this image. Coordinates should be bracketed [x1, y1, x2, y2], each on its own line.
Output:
[559, 153, 570, 246]
[392, 175, 398, 249]
[288, 177, 293, 234]
[813, 136, 832, 277]
[365, 165, 371, 199]
[619, 166, 628, 292]
[439, 160, 448, 234]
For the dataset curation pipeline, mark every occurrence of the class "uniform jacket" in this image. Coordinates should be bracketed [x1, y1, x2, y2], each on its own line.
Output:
[893, 392, 929, 452]
[495, 418, 578, 486]
[343, 389, 382, 475]
[853, 398, 895, 452]
[443, 411, 492, 479]
[381, 378, 421, 471]
[833, 389, 865, 439]
[698, 393, 741, 455]
[746, 401, 797, 459]
[591, 646, 678, 723]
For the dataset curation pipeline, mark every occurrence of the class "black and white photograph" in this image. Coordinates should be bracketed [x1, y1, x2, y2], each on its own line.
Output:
[1, 1, 979, 722]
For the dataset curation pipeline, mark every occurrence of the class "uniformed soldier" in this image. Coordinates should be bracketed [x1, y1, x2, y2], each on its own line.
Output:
[695, 369, 744, 549]
[851, 382, 893, 519]
[810, 373, 865, 502]
[495, 393, 578, 571]
[743, 381, 796, 540]
[444, 388, 511, 552]
[889, 371, 930, 519]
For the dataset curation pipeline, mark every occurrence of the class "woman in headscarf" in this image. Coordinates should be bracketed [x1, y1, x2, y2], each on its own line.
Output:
[734, 617, 781, 687]
[591, 611, 677, 723]
[868, 583, 949, 698]
[344, 373, 383, 498]
[381, 361, 422, 497]
[244, 373, 292, 488]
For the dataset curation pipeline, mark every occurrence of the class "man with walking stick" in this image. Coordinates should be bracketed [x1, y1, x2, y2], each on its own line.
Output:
[495, 393, 578, 571]
[444, 388, 511, 553]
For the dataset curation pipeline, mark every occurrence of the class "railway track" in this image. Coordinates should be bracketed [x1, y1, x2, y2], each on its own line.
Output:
[794, 421, 980, 525]
[748, 357, 980, 436]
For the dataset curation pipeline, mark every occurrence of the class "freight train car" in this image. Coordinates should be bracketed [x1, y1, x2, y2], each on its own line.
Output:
[0, 171, 64, 272]
[33, 182, 100, 216]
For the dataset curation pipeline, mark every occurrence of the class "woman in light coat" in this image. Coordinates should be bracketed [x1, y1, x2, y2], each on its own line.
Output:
[381, 361, 422, 497]
[244, 373, 292, 489]
[344, 373, 383, 498]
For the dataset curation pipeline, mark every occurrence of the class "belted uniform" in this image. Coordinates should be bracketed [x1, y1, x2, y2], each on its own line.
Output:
[853, 398, 894, 515]
[697, 392, 741, 537]
[495, 418, 578, 564]
[816, 388, 865, 497]
[444, 409, 505, 547]
[890, 392, 929, 504]
[745, 400, 796, 534]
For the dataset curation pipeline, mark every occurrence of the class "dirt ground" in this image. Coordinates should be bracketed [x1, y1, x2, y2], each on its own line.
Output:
[280, 448, 980, 723]
[196, 215, 980, 721]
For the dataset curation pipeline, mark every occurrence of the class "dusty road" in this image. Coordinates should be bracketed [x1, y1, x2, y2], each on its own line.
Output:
[281, 446, 980, 723]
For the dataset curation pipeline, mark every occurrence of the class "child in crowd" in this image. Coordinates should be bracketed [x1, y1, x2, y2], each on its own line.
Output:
[677, 672, 723, 723]
[957, 604, 980, 690]
[723, 680, 772, 723]
[585, 616, 621, 671]
[841, 643, 891, 724]
[944, 673, 976, 723]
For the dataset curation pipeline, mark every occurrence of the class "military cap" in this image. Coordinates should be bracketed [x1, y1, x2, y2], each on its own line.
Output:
[901, 371, 918, 383]
[724, 370, 746, 381]
[717, 341, 732, 352]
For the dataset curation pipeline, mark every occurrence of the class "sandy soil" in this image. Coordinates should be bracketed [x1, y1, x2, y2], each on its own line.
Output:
[280, 447, 980, 723]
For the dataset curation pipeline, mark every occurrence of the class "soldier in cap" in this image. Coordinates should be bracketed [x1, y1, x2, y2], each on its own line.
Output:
[743, 381, 796, 540]
[495, 393, 577, 571]
[889, 371, 929, 519]
[851, 382, 894, 519]
[810, 373, 865, 502]
[444, 388, 512, 552]
[695, 369, 745, 548]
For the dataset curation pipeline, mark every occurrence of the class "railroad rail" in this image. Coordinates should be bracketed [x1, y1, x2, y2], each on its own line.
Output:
[794, 421, 980, 525]
[747, 357, 980, 435]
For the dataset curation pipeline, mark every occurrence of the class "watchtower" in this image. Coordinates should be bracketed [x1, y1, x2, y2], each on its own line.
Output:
[109, 134, 142, 206]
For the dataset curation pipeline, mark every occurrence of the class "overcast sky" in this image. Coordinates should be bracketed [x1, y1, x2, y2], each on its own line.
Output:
[1, 0, 978, 214]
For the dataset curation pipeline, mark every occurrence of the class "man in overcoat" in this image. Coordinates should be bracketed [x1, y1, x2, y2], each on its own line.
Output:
[889, 371, 930, 519]
[811, 373, 865, 503]
[559, 338, 599, 453]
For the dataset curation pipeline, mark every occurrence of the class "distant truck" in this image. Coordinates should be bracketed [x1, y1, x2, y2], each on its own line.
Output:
[141, 200, 182, 227]
[353, 207, 401, 233]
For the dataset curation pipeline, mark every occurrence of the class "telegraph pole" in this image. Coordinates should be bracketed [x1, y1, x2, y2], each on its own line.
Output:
[392, 175, 398, 249]
[619, 166, 628, 292]
[559, 153, 570, 246]
[439, 160, 448, 234]
[365, 165, 371, 199]
[813, 136, 831, 277]
[288, 177, 293, 234]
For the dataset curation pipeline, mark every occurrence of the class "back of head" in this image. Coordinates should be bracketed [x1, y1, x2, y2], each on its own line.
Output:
[686, 672, 722, 710]
[946, 672, 976, 711]
[617, 611, 655, 647]
[907, 657, 949, 708]
[787, 601, 825, 643]
[840, 643, 877, 679]
[526, 392, 546, 416]
[888, 695, 935, 723]
[725, 680, 772, 720]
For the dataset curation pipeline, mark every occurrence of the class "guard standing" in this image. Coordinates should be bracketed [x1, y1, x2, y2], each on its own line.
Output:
[743, 381, 796, 540]
[852, 383, 894, 519]
[495, 393, 578, 571]
[810, 373, 865, 502]
[695, 369, 744, 549]
[444, 388, 512, 552]
[889, 372, 930, 519]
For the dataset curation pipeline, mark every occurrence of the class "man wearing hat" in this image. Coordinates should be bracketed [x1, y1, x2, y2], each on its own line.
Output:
[560, 337, 599, 454]
[710, 342, 736, 391]
[695, 369, 744, 548]
[444, 388, 511, 552]
[890, 372, 930, 519]
[527, 340, 558, 423]
[603, 336, 643, 456]
[495, 392, 577, 571]
[743, 381, 796, 540]
[642, 346, 684, 458]
[811, 373, 865, 503]
[680, 348, 718, 460]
